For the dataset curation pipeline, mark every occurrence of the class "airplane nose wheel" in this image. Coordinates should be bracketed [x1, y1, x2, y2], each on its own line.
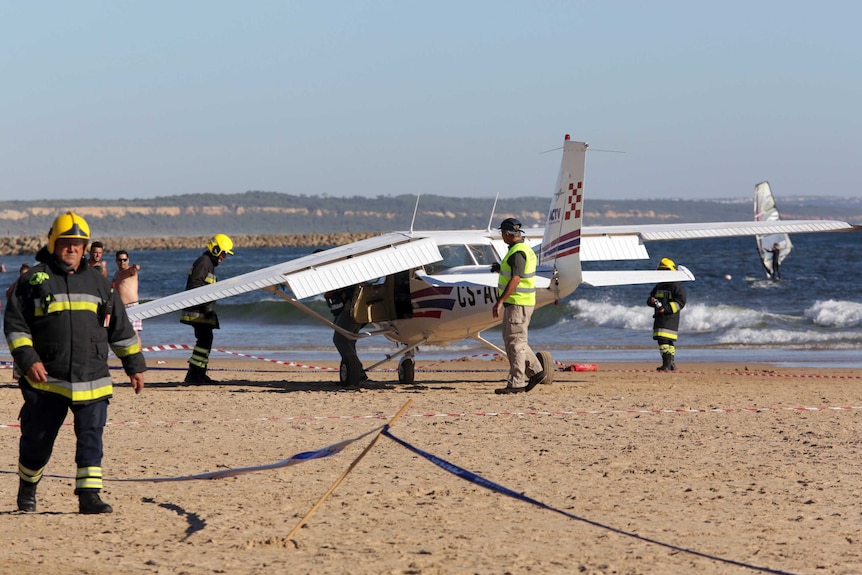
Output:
[398, 357, 415, 385]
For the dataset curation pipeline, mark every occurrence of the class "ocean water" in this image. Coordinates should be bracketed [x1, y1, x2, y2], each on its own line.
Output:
[1, 231, 860, 368]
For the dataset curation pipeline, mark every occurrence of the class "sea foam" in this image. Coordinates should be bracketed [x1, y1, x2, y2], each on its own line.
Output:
[805, 300, 862, 328]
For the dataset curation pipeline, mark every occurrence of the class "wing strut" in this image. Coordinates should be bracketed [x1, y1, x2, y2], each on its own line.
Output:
[363, 339, 429, 372]
[473, 333, 505, 355]
[261, 286, 393, 340]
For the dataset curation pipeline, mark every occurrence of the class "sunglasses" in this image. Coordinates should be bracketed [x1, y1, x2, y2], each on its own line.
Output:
[117, 258, 128, 262]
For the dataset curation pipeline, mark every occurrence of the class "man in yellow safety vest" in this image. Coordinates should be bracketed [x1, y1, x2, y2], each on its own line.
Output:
[491, 218, 553, 394]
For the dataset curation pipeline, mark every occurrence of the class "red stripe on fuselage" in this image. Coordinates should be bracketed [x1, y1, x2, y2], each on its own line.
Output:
[412, 310, 442, 319]
[412, 286, 454, 299]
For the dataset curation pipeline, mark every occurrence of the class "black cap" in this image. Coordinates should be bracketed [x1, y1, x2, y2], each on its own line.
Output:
[499, 218, 523, 234]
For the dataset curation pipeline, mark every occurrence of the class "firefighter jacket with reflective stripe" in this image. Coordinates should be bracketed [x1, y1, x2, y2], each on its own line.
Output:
[498, 241, 537, 306]
[180, 251, 220, 328]
[648, 280, 687, 341]
[4, 254, 146, 404]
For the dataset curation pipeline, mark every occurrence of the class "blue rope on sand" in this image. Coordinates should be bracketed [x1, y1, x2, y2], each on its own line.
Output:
[382, 426, 799, 575]
[0, 426, 382, 483]
[110, 426, 382, 482]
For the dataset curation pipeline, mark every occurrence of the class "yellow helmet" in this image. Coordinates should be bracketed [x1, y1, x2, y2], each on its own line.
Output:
[207, 233, 234, 257]
[48, 211, 90, 254]
[657, 257, 676, 271]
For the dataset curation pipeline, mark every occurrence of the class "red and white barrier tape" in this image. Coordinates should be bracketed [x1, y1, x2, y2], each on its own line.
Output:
[606, 367, 862, 379]
[5, 344, 860, 380]
[146, 345, 862, 379]
[141, 344, 336, 371]
[416, 352, 502, 370]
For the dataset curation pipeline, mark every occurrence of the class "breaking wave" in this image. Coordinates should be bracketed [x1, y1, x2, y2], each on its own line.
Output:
[805, 300, 862, 328]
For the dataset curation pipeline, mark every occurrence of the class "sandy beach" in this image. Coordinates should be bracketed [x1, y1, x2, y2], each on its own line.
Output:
[1, 356, 860, 575]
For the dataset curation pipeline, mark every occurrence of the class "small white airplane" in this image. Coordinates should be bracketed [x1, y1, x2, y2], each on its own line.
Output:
[128, 135, 856, 384]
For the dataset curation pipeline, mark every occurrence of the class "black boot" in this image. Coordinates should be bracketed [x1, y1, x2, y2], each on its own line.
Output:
[184, 365, 213, 384]
[526, 351, 555, 391]
[17, 479, 37, 512]
[656, 353, 673, 372]
[78, 491, 113, 514]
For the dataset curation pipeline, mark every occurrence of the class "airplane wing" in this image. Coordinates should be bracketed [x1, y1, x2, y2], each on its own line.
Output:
[579, 220, 856, 261]
[581, 265, 695, 287]
[128, 233, 442, 321]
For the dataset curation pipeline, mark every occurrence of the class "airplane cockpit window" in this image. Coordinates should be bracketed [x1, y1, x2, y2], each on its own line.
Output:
[467, 244, 498, 265]
[425, 245, 470, 273]
[424, 243, 498, 274]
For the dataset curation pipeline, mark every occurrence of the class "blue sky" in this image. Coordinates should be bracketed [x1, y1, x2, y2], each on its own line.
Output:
[2, 1, 860, 201]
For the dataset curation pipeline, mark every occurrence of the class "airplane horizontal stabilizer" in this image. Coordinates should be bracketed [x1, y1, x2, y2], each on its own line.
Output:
[586, 220, 854, 241]
[129, 234, 442, 321]
[581, 265, 695, 287]
[580, 235, 649, 261]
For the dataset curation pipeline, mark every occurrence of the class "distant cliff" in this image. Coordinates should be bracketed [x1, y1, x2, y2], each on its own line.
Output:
[1, 192, 859, 254]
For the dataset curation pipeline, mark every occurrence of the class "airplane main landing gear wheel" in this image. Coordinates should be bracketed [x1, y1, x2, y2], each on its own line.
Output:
[537, 351, 555, 385]
[339, 360, 361, 387]
[398, 357, 415, 385]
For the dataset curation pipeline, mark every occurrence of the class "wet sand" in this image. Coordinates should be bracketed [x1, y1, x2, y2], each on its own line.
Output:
[1, 357, 860, 575]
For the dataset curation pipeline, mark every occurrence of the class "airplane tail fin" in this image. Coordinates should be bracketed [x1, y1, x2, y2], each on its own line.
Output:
[539, 135, 587, 299]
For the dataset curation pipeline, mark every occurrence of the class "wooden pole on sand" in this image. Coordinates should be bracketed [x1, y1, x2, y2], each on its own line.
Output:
[286, 398, 413, 542]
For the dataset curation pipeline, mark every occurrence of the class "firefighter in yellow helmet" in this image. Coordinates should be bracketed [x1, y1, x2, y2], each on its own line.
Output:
[180, 234, 234, 384]
[647, 258, 687, 371]
[4, 211, 146, 514]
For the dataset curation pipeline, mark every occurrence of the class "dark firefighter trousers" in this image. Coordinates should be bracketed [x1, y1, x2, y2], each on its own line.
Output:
[190, 324, 215, 368]
[18, 381, 108, 490]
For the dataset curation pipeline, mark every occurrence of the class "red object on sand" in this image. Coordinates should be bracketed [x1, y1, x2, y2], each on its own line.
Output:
[563, 364, 598, 372]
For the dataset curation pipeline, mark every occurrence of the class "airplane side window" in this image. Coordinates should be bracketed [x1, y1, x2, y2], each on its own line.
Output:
[425, 245, 470, 273]
[467, 244, 498, 265]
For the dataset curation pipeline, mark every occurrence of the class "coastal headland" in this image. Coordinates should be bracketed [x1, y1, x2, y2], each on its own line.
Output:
[2, 193, 859, 254]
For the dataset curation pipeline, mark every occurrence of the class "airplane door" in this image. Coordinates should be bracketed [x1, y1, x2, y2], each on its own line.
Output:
[392, 270, 412, 319]
[350, 271, 413, 323]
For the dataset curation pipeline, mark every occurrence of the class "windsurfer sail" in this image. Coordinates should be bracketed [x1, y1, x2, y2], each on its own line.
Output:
[754, 181, 791, 281]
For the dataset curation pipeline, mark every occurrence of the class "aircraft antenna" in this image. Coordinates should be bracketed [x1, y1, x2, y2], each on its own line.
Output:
[409, 194, 421, 234]
[486, 193, 500, 232]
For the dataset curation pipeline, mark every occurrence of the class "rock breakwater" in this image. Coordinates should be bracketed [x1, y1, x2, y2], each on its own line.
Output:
[0, 233, 377, 256]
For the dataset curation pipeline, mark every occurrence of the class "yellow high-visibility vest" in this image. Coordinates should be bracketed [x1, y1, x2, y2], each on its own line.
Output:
[498, 242, 537, 306]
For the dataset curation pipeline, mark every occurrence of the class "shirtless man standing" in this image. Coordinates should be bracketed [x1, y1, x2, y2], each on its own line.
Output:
[112, 250, 142, 333]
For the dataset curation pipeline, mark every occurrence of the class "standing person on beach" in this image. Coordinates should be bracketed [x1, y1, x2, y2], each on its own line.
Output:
[315, 246, 368, 388]
[3, 263, 31, 329]
[325, 283, 368, 387]
[5, 212, 146, 514]
[5, 263, 30, 301]
[647, 257, 687, 372]
[491, 218, 552, 394]
[113, 250, 142, 335]
[180, 234, 233, 384]
[87, 241, 109, 278]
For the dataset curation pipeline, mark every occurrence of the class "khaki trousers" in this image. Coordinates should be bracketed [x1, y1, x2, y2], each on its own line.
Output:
[502, 304, 541, 387]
